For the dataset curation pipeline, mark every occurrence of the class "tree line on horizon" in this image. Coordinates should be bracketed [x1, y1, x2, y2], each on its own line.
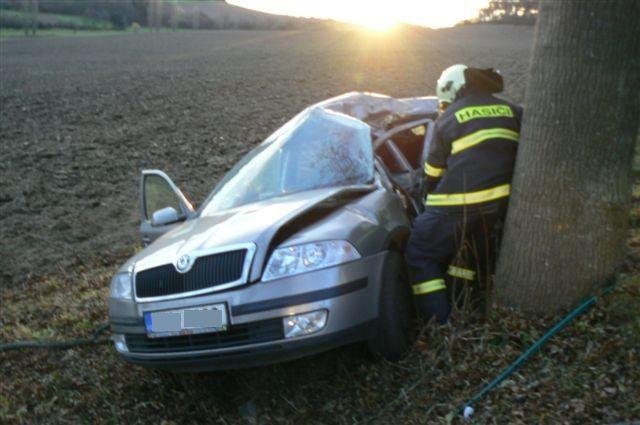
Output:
[2, 0, 540, 35]
[0, 0, 316, 33]
[471, 0, 539, 25]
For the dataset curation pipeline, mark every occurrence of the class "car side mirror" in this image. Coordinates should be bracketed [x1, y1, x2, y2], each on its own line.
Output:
[141, 170, 194, 222]
[139, 170, 195, 244]
[151, 206, 181, 227]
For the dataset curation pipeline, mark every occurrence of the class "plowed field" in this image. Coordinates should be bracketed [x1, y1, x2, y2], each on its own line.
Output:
[0, 26, 533, 284]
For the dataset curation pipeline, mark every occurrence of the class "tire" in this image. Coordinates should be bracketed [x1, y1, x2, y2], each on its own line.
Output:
[368, 251, 415, 361]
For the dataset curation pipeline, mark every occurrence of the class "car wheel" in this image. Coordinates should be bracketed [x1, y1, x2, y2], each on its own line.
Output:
[368, 251, 415, 361]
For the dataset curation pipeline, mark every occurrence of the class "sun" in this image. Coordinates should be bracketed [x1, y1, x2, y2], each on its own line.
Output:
[227, 0, 491, 30]
[353, 16, 398, 32]
[355, 19, 398, 32]
[338, 3, 399, 32]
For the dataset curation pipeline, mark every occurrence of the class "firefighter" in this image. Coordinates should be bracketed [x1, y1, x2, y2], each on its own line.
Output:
[406, 64, 523, 323]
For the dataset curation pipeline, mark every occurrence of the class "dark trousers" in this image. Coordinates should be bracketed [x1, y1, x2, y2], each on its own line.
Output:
[405, 201, 507, 323]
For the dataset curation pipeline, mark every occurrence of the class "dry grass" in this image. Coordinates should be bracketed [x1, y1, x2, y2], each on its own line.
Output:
[1, 191, 638, 423]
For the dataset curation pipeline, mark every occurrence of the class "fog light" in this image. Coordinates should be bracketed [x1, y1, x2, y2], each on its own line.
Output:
[283, 310, 328, 339]
[112, 334, 128, 352]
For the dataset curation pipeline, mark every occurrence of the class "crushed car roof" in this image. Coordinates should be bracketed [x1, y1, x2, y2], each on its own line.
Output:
[315, 92, 438, 134]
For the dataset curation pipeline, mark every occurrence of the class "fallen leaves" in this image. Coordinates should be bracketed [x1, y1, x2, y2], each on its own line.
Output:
[1, 195, 639, 424]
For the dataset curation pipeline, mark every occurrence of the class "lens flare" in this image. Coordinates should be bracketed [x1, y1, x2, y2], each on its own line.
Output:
[228, 0, 490, 30]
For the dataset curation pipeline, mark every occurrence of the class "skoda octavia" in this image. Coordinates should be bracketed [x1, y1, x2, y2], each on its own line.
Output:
[108, 92, 438, 371]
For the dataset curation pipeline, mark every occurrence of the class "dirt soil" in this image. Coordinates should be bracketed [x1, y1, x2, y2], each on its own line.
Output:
[0, 26, 534, 286]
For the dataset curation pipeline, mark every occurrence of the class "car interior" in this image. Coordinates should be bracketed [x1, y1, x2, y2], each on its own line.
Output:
[374, 119, 435, 213]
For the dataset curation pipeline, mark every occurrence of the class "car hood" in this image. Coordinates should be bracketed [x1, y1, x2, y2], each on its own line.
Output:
[126, 185, 375, 282]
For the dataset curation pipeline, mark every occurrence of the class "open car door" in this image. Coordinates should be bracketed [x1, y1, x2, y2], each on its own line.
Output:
[139, 170, 194, 246]
[373, 118, 435, 211]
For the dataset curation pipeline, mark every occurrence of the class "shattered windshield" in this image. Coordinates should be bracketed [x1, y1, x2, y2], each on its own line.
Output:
[200, 107, 374, 215]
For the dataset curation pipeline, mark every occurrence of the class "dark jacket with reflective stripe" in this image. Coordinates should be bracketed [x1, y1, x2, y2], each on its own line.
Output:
[424, 92, 523, 208]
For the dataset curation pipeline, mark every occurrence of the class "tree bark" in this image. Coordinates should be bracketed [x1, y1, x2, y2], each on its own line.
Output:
[154, 0, 162, 32]
[494, 0, 640, 313]
[170, 2, 178, 32]
[147, 0, 156, 31]
[30, 0, 38, 36]
[192, 7, 200, 31]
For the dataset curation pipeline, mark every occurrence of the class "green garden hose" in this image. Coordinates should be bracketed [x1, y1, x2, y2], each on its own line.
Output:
[457, 284, 616, 420]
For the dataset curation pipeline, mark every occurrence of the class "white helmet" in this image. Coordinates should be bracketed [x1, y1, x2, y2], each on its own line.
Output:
[436, 64, 468, 109]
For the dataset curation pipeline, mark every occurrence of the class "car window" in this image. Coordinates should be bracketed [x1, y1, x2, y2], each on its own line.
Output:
[199, 107, 374, 215]
[375, 143, 406, 174]
[389, 126, 426, 170]
[144, 174, 182, 220]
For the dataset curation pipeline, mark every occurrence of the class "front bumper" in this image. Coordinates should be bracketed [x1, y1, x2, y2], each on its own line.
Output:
[120, 320, 374, 372]
[109, 251, 387, 372]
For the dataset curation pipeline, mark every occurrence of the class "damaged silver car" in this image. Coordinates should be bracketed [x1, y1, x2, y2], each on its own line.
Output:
[108, 92, 438, 371]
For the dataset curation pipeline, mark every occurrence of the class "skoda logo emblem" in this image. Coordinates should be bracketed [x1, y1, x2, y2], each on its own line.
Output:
[176, 255, 191, 273]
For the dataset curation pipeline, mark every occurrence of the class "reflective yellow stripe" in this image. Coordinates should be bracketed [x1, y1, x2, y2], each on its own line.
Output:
[412, 278, 446, 295]
[424, 162, 446, 178]
[426, 183, 510, 206]
[451, 128, 519, 154]
[455, 104, 514, 123]
[448, 265, 476, 281]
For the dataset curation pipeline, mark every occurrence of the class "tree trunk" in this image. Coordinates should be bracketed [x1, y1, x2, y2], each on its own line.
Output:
[147, 0, 155, 31]
[192, 8, 200, 31]
[21, 0, 29, 36]
[170, 2, 178, 32]
[154, 0, 162, 32]
[494, 0, 640, 313]
[30, 0, 38, 36]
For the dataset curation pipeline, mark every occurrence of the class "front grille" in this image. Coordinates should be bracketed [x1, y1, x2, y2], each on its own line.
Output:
[135, 249, 247, 299]
[125, 318, 284, 353]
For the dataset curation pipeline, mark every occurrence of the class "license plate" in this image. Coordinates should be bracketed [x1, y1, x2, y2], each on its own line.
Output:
[144, 304, 227, 338]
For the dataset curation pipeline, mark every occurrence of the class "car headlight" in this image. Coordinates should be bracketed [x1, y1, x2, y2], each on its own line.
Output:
[262, 240, 361, 281]
[110, 272, 133, 300]
[283, 310, 328, 338]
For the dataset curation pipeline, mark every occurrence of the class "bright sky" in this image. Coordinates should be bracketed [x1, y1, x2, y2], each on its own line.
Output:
[227, 0, 490, 30]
